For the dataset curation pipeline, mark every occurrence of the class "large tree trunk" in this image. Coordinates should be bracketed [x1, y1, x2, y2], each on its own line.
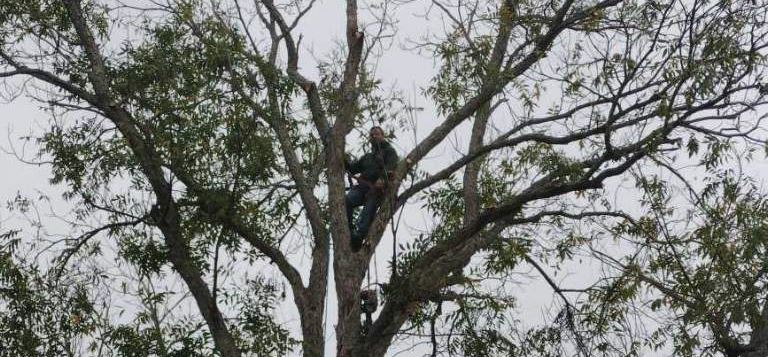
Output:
[742, 303, 768, 357]
[334, 262, 366, 357]
[298, 293, 327, 357]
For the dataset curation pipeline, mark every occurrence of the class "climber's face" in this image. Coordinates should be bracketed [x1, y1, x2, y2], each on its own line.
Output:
[369, 127, 385, 145]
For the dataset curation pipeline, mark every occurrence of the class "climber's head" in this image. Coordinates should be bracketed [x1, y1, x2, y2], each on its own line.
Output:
[369, 126, 385, 145]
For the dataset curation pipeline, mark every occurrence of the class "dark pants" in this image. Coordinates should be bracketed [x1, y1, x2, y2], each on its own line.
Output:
[345, 184, 380, 245]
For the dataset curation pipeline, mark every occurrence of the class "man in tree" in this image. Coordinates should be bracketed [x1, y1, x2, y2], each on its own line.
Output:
[345, 126, 398, 252]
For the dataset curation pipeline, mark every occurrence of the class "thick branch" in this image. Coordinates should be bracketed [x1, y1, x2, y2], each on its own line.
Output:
[365, 138, 654, 353]
[60, 2, 241, 355]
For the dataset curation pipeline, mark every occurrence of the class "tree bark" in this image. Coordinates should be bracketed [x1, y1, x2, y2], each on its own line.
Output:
[332, 1, 368, 355]
[463, 101, 492, 223]
[742, 301, 768, 357]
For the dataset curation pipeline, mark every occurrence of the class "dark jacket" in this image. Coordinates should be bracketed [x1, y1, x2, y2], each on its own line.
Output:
[347, 141, 398, 183]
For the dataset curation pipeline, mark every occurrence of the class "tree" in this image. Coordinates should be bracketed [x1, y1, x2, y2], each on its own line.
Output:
[587, 163, 768, 357]
[1, 0, 767, 356]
